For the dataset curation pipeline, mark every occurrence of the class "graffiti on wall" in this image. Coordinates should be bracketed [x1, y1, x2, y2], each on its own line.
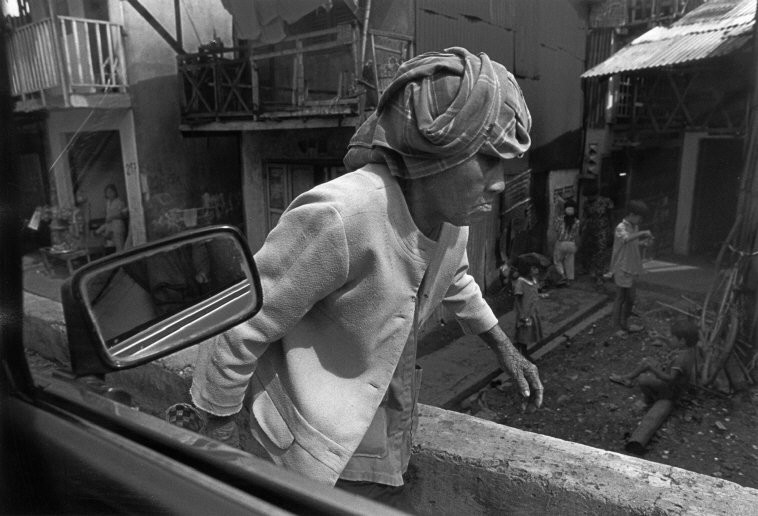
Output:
[149, 191, 244, 237]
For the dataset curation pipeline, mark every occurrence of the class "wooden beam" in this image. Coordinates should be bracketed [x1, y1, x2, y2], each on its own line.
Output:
[124, 0, 185, 55]
[174, 0, 182, 50]
[179, 116, 360, 132]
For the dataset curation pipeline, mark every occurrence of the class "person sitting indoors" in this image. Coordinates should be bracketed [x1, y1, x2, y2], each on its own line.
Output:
[608, 319, 698, 404]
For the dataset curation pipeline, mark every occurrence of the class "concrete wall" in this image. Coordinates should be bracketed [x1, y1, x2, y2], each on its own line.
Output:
[119, 0, 238, 241]
[409, 404, 758, 515]
[415, 0, 588, 171]
[23, 293, 758, 515]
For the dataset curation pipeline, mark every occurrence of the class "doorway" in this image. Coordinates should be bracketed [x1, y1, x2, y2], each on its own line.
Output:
[68, 130, 127, 251]
[690, 138, 743, 256]
[265, 163, 344, 231]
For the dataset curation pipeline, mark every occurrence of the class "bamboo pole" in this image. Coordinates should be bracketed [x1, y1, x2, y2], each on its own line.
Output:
[704, 310, 740, 386]
[360, 0, 372, 69]
[655, 300, 699, 320]
[701, 215, 741, 331]
[735, 0, 758, 350]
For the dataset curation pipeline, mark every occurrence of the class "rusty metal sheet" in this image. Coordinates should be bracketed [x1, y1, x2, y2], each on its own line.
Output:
[582, 0, 754, 78]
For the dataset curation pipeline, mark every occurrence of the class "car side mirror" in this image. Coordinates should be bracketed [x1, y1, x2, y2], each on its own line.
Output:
[62, 226, 262, 375]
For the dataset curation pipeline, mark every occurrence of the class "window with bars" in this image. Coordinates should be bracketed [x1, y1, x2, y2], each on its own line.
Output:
[613, 75, 635, 123]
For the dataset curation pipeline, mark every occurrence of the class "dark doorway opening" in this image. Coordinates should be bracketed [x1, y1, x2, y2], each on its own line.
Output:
[690, 138, 743, 256]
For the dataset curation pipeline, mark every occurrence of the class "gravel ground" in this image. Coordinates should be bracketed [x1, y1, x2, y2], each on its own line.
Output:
[454, 286, 758, 490]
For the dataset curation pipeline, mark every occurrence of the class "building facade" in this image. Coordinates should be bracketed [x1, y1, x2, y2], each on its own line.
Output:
[6, 0, 235, 255]
[179, 0, 590, 292]
[582, 0, 750, 257]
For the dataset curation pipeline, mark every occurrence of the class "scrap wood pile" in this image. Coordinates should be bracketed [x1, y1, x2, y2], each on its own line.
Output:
[691, 218, 758, 394]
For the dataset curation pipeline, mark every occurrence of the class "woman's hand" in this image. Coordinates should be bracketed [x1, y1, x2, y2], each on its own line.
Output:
[480, 324, 543, 410]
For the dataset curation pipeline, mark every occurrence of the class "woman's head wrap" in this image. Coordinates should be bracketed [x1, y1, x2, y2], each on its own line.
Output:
[344, 47, 532, 179]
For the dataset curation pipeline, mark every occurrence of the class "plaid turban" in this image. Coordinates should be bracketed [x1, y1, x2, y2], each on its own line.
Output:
[344, 47, 532, 179]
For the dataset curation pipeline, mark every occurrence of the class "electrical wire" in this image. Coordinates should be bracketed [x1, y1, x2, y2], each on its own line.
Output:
[46, 77, 117, 175]
[179, 0, 202, 47]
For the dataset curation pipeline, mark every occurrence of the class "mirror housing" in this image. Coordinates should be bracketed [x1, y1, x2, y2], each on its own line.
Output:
[62, 226, 261, 376]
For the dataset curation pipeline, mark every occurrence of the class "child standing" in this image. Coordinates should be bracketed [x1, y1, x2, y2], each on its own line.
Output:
[610, 200, 653, 335]
[609, 319, 698, 403]
[513, 256, 543, 361]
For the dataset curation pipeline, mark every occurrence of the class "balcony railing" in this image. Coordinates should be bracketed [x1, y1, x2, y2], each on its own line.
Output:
[178, 24, 412, 124]
[6, 16, 128, 107]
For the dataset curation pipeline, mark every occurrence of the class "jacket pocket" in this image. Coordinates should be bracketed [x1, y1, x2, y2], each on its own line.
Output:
[252, 389, 295, 450]
[351, 406, 388, 458]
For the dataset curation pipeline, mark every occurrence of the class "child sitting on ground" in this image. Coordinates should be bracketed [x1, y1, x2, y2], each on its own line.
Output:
[512, 256, 544, 362]
[609, 319, 698, 404]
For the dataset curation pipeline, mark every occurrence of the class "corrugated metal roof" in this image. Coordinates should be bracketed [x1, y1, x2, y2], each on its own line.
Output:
[582, 0, 755, 78]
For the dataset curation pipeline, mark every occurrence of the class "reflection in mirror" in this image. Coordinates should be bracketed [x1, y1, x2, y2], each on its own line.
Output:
[80, 232, 256, 366]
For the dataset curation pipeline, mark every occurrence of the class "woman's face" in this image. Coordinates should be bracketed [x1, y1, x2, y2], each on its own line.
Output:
[422, 154, 505, 227]
[105, 187, 116, 200]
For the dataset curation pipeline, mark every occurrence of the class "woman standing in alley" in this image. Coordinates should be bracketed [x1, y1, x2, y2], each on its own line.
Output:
[552, 199, 580, 285]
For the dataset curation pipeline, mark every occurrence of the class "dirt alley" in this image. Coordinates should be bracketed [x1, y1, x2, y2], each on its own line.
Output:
[455, 280, 758, 490]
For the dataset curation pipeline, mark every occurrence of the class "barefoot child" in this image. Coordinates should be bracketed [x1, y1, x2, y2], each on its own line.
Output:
[610, 200, 653, 336]
[513, 256, 544, 361]
[609, 319, 698, 404]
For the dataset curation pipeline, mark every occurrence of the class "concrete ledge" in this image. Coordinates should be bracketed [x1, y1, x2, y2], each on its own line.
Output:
[23, 292, 193, 415]
[23, 293, 70, 366]
[24, 292, 758, 514]
[409, 404, 758, 515]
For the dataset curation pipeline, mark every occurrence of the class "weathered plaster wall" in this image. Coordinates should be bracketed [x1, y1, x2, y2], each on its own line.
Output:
[119, 0, 236, 240]
[370, 0, 414, 35]
[414, 0, 587, 170]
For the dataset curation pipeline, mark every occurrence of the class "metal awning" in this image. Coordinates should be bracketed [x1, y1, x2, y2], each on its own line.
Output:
[582, 0, 755, 79]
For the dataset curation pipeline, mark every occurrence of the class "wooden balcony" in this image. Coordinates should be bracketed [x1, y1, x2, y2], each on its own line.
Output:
[6, 16, 130, 111]
[178, 24, 412, 128]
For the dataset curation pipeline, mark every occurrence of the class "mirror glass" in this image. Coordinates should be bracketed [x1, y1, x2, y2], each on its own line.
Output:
[79, 231, 259, 366]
